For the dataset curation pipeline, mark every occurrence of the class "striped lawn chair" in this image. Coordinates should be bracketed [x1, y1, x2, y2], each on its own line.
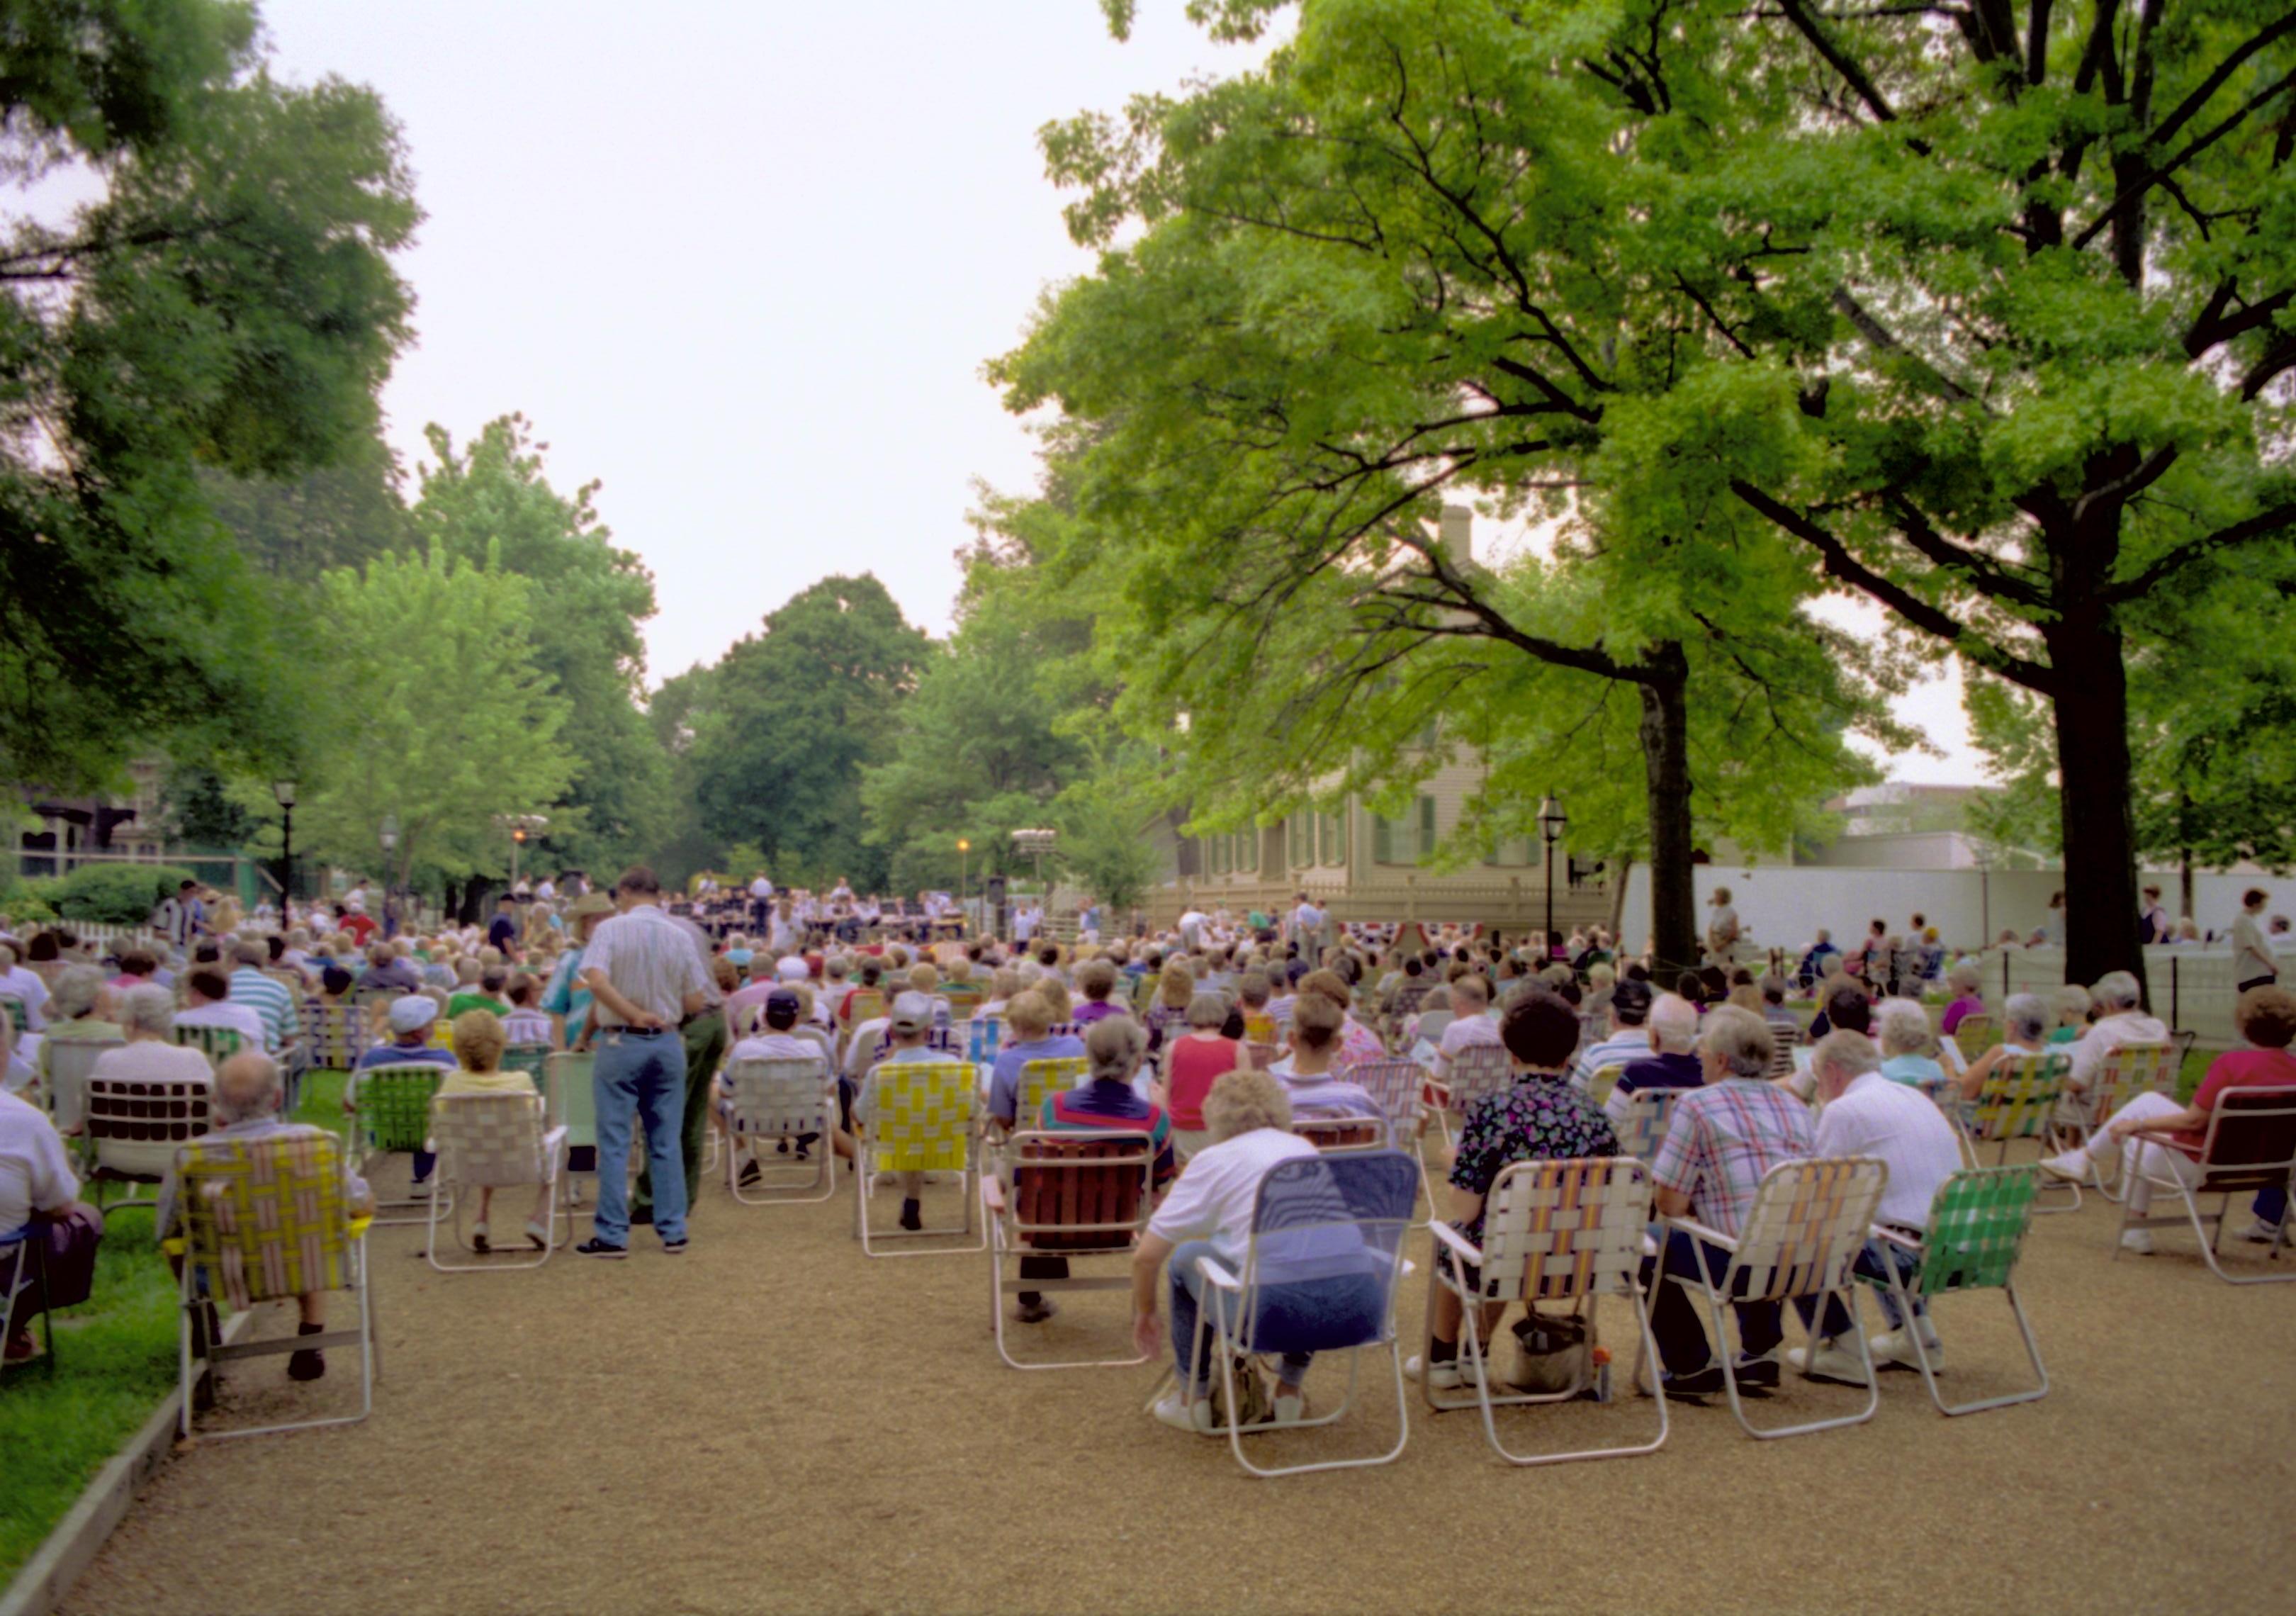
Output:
[940, 985, 984, 1021]
[301, 1001, 370, 1072]
[0, 994, 26, 1037]
[84, 1074, 211, 1213]
[984, 1130, 1155, 1370]
[967, 1016, 1003, 1066]
[424, 1090, 569, 1271]
[1863, 1166, 2048, 1415]
[167, 1128, 375, 1440]
[1428, 1156, 1667, 1464]
[352, 1062, 451, 1227]
[2067, 1040, 2178, 1201]
[1009, 1056, 1088, 1132]
[1660, 1157, 1889, 1440]
[722, 1056, 836, 1205]
[1244, 1012, 1279, 1048]
[1428, 1043, 1512, 1149]
[2115, 1087, 2296, 1286]
[854, 1060, 981, 1256]
[173, 1023, 248, 1072]
[1611, 1089, 1679, 1165]
[1968, 1051, 2076, 1208]
[1952, 1014, 2000, 1059]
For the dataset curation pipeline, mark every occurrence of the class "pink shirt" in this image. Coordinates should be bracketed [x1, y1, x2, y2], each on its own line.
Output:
[2178, 1047, 2296, 1152]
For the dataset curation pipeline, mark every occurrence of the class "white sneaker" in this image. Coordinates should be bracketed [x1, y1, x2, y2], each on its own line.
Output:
[1786, 1339, 1872, 1386]
[1402, 1353, 1482, 1391]
[2239, 1218, 2285, 1245]
[2036, 1152, 2089, 1183]
[1869, 1328, 1942, 1372]
[2120, 1228, 2156, 1255]
[1151, 1388, 1215, 1433]
[1273, 1392, 1305, 1424]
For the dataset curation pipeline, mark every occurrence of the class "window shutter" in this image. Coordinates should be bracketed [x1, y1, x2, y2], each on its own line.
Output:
[1418, 796, 1438, 862]
[1373, 815, 1393, 864]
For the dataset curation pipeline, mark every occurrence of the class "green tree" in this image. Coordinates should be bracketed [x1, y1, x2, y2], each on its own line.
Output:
[682, 576, 930, 891]
[0, 0, 418, 787]
[296, 547, 574, 897]
[415, 415, 671, 873]
[203, 429, 414, 584]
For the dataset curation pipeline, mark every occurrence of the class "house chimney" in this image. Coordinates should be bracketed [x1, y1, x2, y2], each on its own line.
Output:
[1439, 505, 1473, 570]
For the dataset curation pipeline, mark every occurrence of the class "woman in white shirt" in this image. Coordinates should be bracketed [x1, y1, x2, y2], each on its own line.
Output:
[1130, 1067, 1385, 1432]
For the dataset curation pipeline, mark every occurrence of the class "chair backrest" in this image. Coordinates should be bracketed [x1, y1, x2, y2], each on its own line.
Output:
[1245, 1040, 1281, 1070]
[2192, 1087, 2296, 1194]
[1473, 1155, 1654, 1306]
[547, 1050, 596, 1149]
[357, 1062, 447, 1152]
[301, 1001, 368, 1072]
[2090, 1040, 2178, 1116]
[430, 1091, 551, 1188]
[1235, 1151, 1418, 1353]
[1610, 1089, 1678, 1162]
[940, 984, 984, 1019]
[1047, 1022, 1081, 1042]
[1015, 1056, 1088, 1123]
[1006, 1130, 1153, 1252]
[85, 1073, 211, 1157]
[925, 1025, 963, 1055]
[501, 1044, 550, 1087]
[1339, 1059, 1425, 1140]
[967, 1016, 1003, 1065]
[865, 1060, 977, 1172]
[1415, 1009, 1456, 1043]
[1970, 1051, 2068, 1143]
[41, 1037, 123, 1133]
[1766, 1034, 1797, 1080]
[174, 1130, 354, 1311]
[1954, 1014, 2000, 1055]
[1444, 1043, 1513, 1112]
[172, 1023, 247, 1071]
[845, 989, 885, 1027]
[1292, 1117, 1388, 1152]
[1913, 1165, 2039, 1296]
[0, 994, 26, 1035]
[1585, 1062, 1629, 1109]
[724, 1056, 832, 1138]
[1723, 1157, 1889, 1303]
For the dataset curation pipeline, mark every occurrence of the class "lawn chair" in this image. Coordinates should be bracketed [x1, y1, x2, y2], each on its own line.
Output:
[302, 1002, 369, 1073]
[721, 1056, 837, 1205]
[1966, 1052, 2074, 1208]
[173, 1024, 248, 1072]
[967, 1016, 1003, 1066]
[502, 1043, 551, 1087]
[84, 1073, 212, 1214]
[940, 985, 984, 1021]
[1660, 1157, 1889, 1440]
[546, 1050, 599, 1205]
[39, 1036, 121, 1137]
[1611, 1089, 1679, 1164]
[1426, 1043, 1512, 1149]
[424, 1091, 570, 1272]
[1340, 1057, 1439, 1220]
[2116, 1088, 2296, 1285]
[1863, 1166, 2048, 1415]
[1006, 1056, 1088, 1133]
[1413, 1009, 1456, 1049]
[854, 1060, 982, 1256]
[0, 1223, 57, 1371]
[351, 1062, 453, 1227]
[984, 1130, 1154, 1370]
[1293, 1116, 1388, 1152]
[1244, 1012, 1278, 1047]
[1585, 1062, 1630, 1110]
[0, 994, 26, 1037]
[1427, 1156, 1667, 1464]
[1181, 1150, 1417, 1478]
[167, 1129, 376, 1440]
[2066, 1041, 2178, 1201]
[1952, 1014, 1999, 1057]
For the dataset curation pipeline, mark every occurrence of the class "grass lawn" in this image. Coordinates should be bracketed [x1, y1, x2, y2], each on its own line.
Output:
[0, 1070, 350, 1582]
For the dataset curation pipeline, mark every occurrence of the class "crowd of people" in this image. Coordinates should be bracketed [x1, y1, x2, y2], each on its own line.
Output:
[4, 871, 2292, 1434]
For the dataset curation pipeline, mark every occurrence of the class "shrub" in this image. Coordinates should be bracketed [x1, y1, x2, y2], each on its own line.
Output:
[51, 863, 201, 926]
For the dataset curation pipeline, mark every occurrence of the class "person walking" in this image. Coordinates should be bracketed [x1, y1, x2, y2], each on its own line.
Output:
[575, 867, 709, 1259]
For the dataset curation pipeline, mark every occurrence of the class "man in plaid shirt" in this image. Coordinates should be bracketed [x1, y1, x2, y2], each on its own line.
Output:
[1641, 1006, 1812, 1396]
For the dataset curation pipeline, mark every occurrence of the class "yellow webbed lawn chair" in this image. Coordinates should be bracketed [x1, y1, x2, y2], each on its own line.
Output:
[854, 1059, 981, 1256]
[2067, 1040, 2178, 1201]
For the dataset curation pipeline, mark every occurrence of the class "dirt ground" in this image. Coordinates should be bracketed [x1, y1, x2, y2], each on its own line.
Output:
[57, 1140, 2296, 1616]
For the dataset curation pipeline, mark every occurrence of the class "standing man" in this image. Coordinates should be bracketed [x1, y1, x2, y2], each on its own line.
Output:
[749, 870, 775, 932]
[1704, 887, 1741, 968]
[575, 868, 709, 1259]
[487, 894, 519, 959]
[2233, 887, 2278, 997]
[1288, 892, 1326, 956]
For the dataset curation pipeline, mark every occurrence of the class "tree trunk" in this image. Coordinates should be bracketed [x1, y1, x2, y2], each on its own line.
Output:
[2048, 619, 2149, 1002]
[1606, 854, 1633, 942]
[1638, 643, 1697, 975]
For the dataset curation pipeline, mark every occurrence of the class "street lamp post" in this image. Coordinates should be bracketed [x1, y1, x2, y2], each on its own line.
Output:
[272, 779, 298, 918]
[378, 813, 400, 938]
[1011, 828, 1057, 928]
[1536, 795, 1569, 960]
[956, 838, 971, 932]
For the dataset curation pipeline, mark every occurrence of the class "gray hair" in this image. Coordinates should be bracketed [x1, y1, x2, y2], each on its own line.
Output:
[1947, 960, 1983, 994]
[2091, 970, 2142, 1012]
[50, 964, 108, 1021]
[1083, 1014, 1147, 1085]
[2003, 992, 2049, 1045]
[1201, 1066, 1293, 1143]
[1875, 998, 1932, 1057]
[1811, 1029, 1882, 1086]
[123, 983, 177, 1038]
[1648, 992, 1700, 1055]
[213, 1051, 285, 1126]
[1185, 990, 1229, 1030]
[1699, 1004, 1776, 1080]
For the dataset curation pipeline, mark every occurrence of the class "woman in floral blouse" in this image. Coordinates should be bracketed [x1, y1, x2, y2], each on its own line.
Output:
[1407, 987, 1619, 1391]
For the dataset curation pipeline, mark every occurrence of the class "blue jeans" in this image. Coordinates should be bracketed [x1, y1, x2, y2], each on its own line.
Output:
[593, 1029, 687, 1245]
[1794, 1237, 1923, 1340]
[1642, 1228, 1783, 1374]
[1167, 1239, 1387, 1391]
[2254, 1186, 2287, 1226]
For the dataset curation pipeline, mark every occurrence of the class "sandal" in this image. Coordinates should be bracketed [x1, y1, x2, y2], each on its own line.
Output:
[524, 1220, 551, 1251]
[471, 1220, 492, 1254]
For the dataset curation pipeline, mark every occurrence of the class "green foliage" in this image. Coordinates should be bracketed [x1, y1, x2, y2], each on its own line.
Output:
[48, 861, 201, 924]
[204, 428, 414, 584]
[296, 546, 575, 890]
[158, 763, 259, 849]
[0, 3, 419, 787]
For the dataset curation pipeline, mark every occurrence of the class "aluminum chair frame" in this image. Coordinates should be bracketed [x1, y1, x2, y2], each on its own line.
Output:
[0, 1224, 57, 1371]
[1965, 1051, 2075, 1208]
[2116, 1087, 2296, 1285]
[168, 1130, 377, 1441]
[422, 1091, 572, 1272]
[2065, 1041, 2178, 1203]
[1660, 1156, 1889, 1440]
[1426, 1043, 1512, 1151]
[1864, 1165, 2049, 1416]
[853, 1060, 985, 1256]
[1426, 1156, 1667, 1465]
[351, 1061, 456, 1228]
[1181, 1150, 1417, 1478]
[721, 1056, 838, 1206]
[982, 1128, 1154, 1370]
[84, 1073, 212, 1215]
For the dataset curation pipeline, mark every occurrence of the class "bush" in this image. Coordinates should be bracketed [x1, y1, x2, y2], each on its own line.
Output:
[51, 863, 201, 925]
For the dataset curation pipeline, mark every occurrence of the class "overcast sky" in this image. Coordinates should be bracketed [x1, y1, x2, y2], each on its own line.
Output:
[259, 0, 1983, 785]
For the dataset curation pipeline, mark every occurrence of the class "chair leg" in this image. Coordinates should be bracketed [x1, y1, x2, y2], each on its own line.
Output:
[1689, 1276, 1879, 1440]
[1468, 1288, 1668, 1466]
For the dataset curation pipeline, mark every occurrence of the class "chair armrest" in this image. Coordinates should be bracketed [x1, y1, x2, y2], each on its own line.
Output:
[1870, 1223, 1925, 1254]
[981, 1176, 1008, 1216]
[1195, 1255, 1241, 1293]
[1427, 1221, 1485, 1268]
[541, 1126, 568, 1154]
[1662, 1214, 1737, 1252]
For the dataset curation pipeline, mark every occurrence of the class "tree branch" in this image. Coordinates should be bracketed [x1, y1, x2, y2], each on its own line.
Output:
[2098, 502, 2296, 602]
[2148, 11, 2296, 152]
[2072, 67, 2296, 251]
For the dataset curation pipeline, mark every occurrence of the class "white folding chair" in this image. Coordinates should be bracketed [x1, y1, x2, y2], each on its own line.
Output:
[424, 1090, 570, 1272]
[722, 1056, 837, 1205]
[2116, 1088, 2296, 1285]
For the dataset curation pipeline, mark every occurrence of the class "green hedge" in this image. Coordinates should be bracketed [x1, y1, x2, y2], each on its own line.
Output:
[50, 863, 201, 926]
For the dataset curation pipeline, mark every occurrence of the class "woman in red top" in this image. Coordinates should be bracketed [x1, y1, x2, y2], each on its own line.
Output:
[1156, 991, 1254, 1158]
[2039, 985, 2296, 1252]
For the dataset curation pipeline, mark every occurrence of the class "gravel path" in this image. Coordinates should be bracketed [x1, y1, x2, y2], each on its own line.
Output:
[57, 1150, 2296, 1615]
